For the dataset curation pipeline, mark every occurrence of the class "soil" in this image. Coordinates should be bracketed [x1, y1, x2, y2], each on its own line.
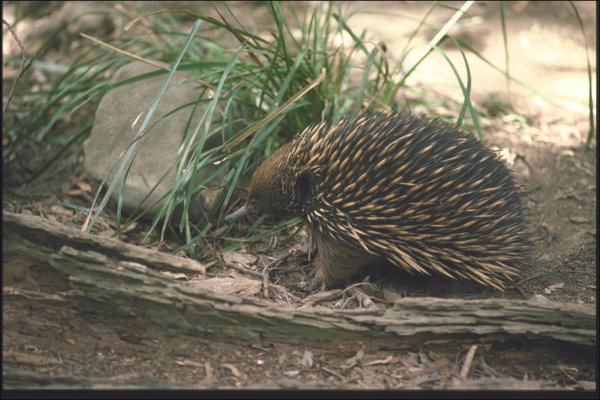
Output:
[2, 1, 597, 392]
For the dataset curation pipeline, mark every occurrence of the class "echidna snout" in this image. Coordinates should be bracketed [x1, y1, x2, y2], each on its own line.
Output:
[226, 113, 529, 290]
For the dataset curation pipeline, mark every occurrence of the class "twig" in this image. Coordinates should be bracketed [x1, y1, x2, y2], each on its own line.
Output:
[338, 281, 380, 296]
[459, 345, 478, 380]
[402, 360, 449, 380]
[513, 284, 528, 299]
[517, 271, 548, 285]
[259, 255, 291, 299]
[262, 263, 270, 299]
[203, 361, 214, 384]
[558, 364, 582, 385]
[300, 289, 343, 307]
[226, 261, 263, 279]
[363, 355, 394, 367]
[2, 18, 29, 113]
[560, 270, 596, 277]
[478, 356, 500, 378]
[209, 225, 228, 238]
[320, 366, 345, 381]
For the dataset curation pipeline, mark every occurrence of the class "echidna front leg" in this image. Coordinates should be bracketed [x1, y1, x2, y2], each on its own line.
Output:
[311, 232, 379, 288]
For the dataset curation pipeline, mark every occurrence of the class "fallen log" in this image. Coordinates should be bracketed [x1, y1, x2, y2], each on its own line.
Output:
[3, 211, 596, 349]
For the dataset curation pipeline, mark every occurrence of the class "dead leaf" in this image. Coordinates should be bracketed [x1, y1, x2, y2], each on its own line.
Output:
[121, 222, 138, 234]
[278, 353, 287, 366]
[340, 346, 365, 370]
[569, 216, 589, 224]
[531, 294, 550, 303]
[553, 190, 566, 200]
[222, 251, 257, 266]
[50, 205, 74, 216]
[301, 350, 313, 368]
[74, 179, 92, 192]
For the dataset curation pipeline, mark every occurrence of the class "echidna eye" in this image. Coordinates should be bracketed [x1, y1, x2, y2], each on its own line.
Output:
[248, 197, 259, 207]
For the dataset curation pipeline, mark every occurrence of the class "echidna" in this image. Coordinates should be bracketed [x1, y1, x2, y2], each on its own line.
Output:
[225, 113, 529, 290]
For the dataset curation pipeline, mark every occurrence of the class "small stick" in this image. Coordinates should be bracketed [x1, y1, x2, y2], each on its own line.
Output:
[320, 366, 345, 381]
[517, 271, 548, 285]
[459, 344, 478, 380]
[262, 263, 270, 299]
[227, 262, 263, 279]
[2, 18, 29, 113]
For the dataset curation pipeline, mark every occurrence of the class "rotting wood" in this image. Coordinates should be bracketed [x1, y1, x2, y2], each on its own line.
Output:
[2, 211, 205, 275]
[3, 211, 596, 349]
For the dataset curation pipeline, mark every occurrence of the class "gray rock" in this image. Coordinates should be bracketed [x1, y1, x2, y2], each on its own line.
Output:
[84, 61, 224, 223]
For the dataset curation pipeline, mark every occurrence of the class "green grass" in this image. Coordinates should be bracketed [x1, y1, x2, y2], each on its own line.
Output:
[2, 1, 595, 258]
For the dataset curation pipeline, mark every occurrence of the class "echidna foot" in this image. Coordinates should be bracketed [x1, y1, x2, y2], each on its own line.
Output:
[308, 271, 327, 292]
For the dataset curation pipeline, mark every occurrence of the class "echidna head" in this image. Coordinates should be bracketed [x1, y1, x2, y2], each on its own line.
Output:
[224, 142, 297, 224]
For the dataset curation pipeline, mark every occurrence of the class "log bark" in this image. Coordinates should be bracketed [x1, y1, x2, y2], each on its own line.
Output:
[3, 211, 596, 350]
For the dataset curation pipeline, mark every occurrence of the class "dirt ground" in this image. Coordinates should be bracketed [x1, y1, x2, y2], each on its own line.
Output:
[2, 1, 597, 392]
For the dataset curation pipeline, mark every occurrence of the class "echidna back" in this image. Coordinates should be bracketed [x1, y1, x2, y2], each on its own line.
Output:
[288, 113, 528, 289]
